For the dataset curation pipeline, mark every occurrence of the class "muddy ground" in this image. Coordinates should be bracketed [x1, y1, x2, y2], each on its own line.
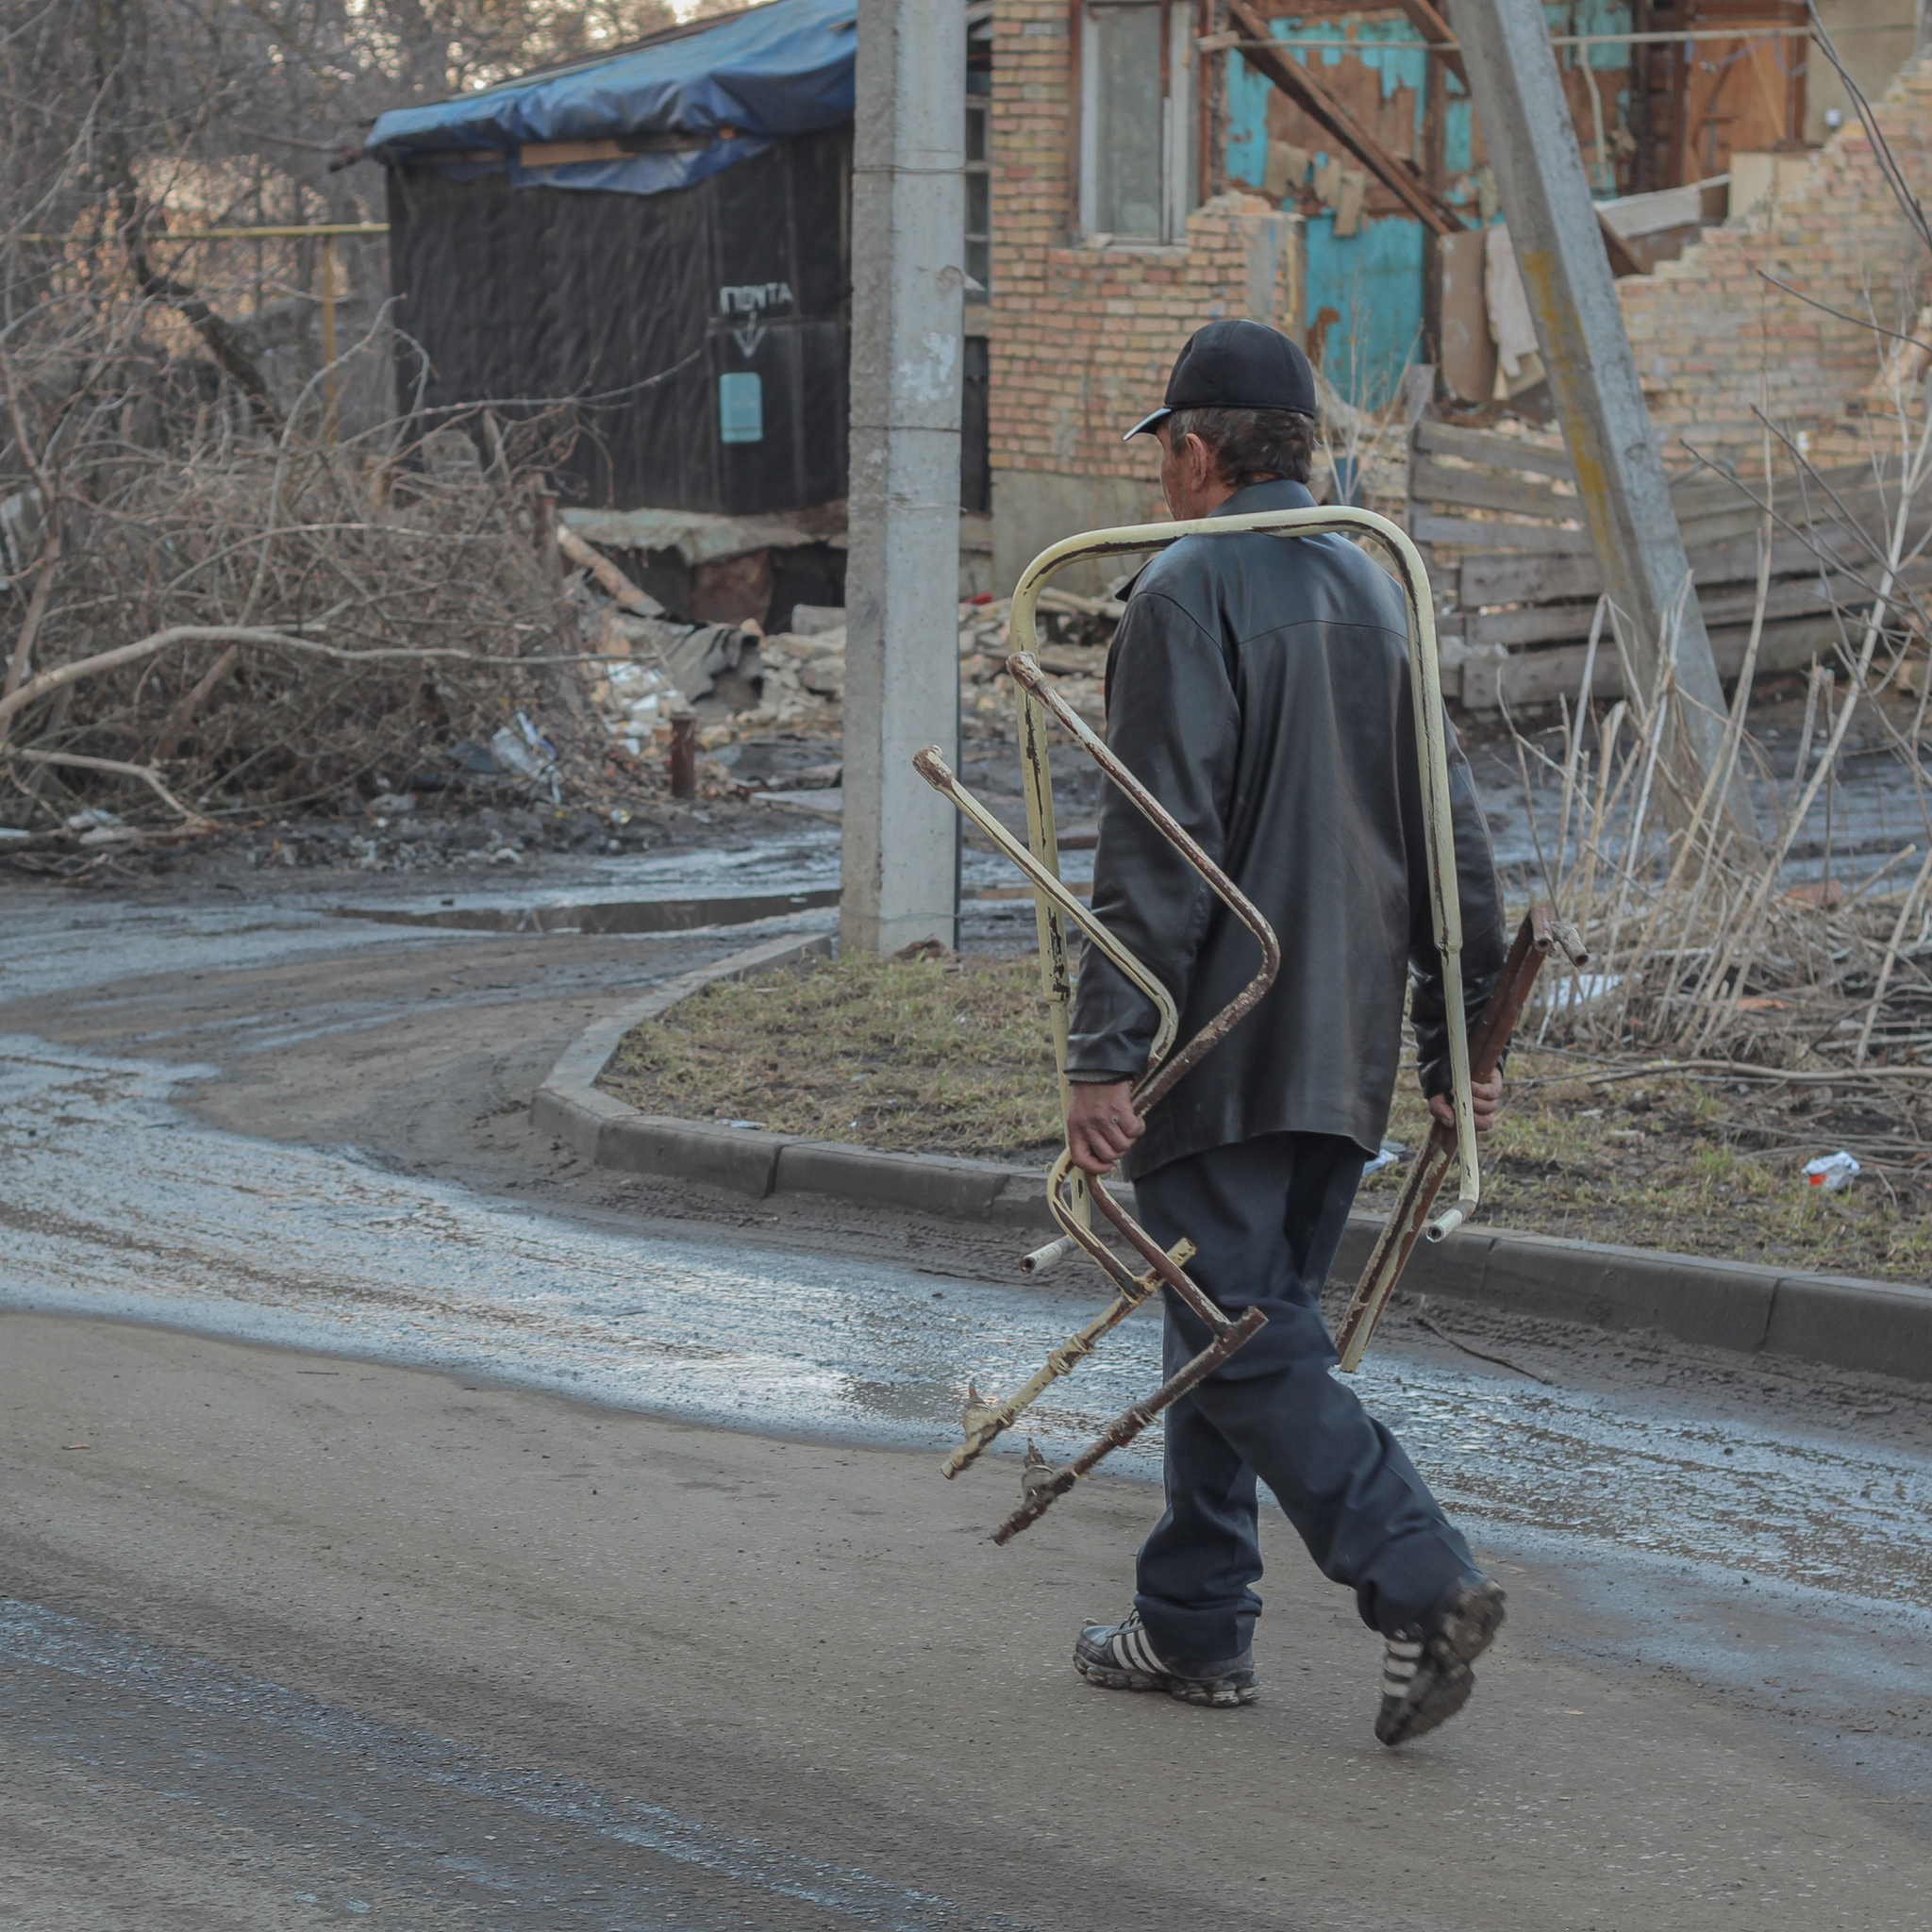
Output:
[0, 746, 842, 891]
[1, 877, 1922, 1464]
[8, 880, 1932, 1927]
[8, 1312, 1924, 1932]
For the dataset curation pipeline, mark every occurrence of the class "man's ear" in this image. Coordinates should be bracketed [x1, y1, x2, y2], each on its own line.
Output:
[1181, 431, 1218, 488]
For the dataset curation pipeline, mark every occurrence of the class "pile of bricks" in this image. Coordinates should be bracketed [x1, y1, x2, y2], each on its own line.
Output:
[1617, 53, 1932, 474]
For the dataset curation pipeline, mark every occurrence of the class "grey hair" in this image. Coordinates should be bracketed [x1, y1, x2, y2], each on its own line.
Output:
[1163, 406, 1316, 487]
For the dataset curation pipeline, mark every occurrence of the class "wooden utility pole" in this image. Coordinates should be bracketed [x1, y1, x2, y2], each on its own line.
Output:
[1419, 23, 1449, 372]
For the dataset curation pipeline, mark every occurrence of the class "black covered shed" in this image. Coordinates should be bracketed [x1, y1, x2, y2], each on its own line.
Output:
[369, 0, 857, 518]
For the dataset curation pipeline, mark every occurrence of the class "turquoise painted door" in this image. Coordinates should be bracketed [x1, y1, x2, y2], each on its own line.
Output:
[1224, 6, 1633, 410]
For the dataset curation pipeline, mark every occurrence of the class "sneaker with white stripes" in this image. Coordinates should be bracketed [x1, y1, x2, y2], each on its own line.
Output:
[1074, 1610, 1259, 1707]
[1374, 1574, 1507, 1747]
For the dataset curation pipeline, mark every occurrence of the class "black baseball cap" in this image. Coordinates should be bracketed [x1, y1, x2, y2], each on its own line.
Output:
[1124, 318, 1318, 441]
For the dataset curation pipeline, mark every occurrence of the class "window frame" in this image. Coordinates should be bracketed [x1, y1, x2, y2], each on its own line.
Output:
[964, 75, 991, 301]
[1074, 0, 1196, 246]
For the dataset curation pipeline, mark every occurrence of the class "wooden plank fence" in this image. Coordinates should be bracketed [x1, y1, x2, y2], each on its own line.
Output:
[1406, 418, 1926, 711]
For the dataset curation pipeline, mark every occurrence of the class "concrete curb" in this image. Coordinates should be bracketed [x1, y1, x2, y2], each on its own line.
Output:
[531, 930, 834, 1200]
[533, 941, 1932, 1385]
[1338, 1223, 1932, 1384]
[529, 932, 1080, 1227]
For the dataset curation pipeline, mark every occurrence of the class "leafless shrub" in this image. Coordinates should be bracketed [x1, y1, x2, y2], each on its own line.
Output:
[1509, 49, 1932, 1095]
[1516, 375, 1930, 1092]
[0, 0, 708, 835]
[0, 265, 620, 824]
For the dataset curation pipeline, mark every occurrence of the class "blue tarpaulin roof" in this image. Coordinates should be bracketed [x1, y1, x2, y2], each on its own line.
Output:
[366, 0, 857, 197]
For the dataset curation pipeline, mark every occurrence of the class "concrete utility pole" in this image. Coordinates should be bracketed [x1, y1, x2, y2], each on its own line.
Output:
[1444, 0, 1759, 846]
[842, 0, 966, 956]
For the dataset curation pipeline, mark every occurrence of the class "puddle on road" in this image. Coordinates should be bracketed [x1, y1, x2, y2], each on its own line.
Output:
[0, 825, 1081, 1010]
[318, 832, 1091, 936]
[331, 888, 842, 935]
[324, 831, 846, 935]
[6, 1035, 1932, 1624]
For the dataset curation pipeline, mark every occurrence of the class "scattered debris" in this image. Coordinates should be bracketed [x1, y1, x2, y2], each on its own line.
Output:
[790, 604, 846, 636]
[1364, 1140, 1406, 1175]
[489, 717, 560, 803]
[556, 523, 668, 616]
[1414, 1313, 1555, 1387]
[1804, 1151, 1862, 1193]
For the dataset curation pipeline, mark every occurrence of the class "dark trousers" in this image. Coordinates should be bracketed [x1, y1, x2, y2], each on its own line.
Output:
[1130, 1131, 1474, 1658]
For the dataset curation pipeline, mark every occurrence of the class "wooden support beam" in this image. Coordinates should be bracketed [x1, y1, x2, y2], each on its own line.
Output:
[1596, 208, 1644, 277]
[1419, 18, 1449, 369]
[1224, 0, 1469, 238]
[1391, 0, 1468, 88]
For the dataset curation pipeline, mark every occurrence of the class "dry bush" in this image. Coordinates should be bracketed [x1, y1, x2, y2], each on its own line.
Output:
[0, 0, 708, 836]
[1510, 40, 1932, 1095]
[0, 281, 610, 824]
[1515, 406, 1930, 1093]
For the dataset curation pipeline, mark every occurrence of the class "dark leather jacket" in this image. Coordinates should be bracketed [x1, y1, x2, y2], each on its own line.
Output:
[1065, 477, 1507, 1179]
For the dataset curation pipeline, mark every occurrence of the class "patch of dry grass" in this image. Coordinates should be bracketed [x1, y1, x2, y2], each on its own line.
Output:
[603, 957, 1932, 1283]
[1364, 1052, 1932, 1285]
[601, 951, 1060, 1157]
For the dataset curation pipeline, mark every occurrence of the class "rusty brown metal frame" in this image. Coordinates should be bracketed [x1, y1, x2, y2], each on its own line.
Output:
[911, 690, 1281, 1536]
[1333, 906, 1589, 1371]
[912, 658, 1282, 1538]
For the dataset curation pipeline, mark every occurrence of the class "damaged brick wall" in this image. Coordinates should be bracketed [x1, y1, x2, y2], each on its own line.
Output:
[987, 0, 1302, 591]
[1617, 52, 1932, 472]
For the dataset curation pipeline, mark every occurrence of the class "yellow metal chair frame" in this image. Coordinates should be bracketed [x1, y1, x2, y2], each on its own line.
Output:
[913, 507, 1482, 1541]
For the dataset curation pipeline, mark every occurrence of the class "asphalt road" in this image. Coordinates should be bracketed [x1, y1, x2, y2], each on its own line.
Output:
[5, 863, 1932, 1930]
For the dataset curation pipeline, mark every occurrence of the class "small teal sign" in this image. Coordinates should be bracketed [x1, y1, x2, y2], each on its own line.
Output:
[719, 372, 764, 444]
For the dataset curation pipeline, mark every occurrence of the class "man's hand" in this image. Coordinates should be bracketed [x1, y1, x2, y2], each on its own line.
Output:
[1427, 1070, 1504, 1136]
[1066, 1081, 1143, 1176]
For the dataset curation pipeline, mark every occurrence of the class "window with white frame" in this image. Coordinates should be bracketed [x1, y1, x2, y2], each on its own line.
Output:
[1078, 0, 1195, 244]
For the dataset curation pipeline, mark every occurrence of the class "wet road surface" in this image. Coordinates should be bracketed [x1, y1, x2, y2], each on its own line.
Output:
[10, 1313, 1931, 1932]
[7, 1030, 1932, 1624]
[5, 868, 1932, 1926]
[4, 1587, 1022, 1931]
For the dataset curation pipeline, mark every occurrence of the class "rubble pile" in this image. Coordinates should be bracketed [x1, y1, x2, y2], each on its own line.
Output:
[571, 579, 767, 752]
[741, 604, 848, 728]
[566, 539, 1123, 761]
[958, 586, 1116, 735]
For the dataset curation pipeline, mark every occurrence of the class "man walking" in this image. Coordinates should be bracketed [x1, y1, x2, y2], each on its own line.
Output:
[1063, 319, 1509, 1747]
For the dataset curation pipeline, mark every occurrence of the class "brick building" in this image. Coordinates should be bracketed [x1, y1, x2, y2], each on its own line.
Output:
[987, 0, 1299, 593]
[980, 0, 1924, 596]
[1619, 52, 1932, 474]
